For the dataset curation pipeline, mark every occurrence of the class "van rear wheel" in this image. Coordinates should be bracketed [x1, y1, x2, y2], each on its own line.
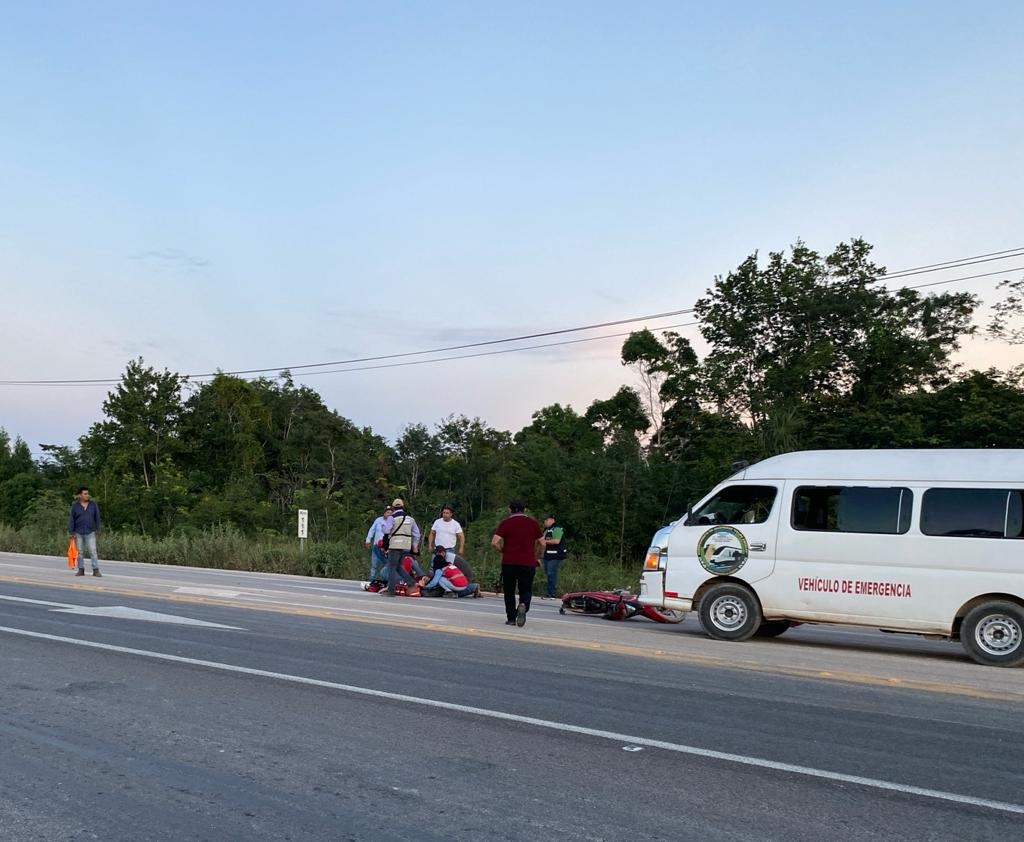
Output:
[698, 583, 762, 642]
[961, 602, 1024, 667]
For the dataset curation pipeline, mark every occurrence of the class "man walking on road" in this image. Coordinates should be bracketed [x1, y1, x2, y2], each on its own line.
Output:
[491, 499, 544, 627]
[68, 486, 102, 577]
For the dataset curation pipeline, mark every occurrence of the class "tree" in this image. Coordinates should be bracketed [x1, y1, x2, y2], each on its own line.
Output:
[621, 330, 669, 445]
[394, 423, 440, 504]
[81, 358, 186, 490]
[0, 430, 34, 483]
[73, 359, 189, 534]
[179, 373, 271, 490]
[585, 387, 648, 448]
[694, 239, 977, 423]
[430, 415, 512, 520]
[988, 277, 1024, 346]
[0, 430, 42, 527]
[620, 329, 705, 447]
[913, 370, 1024, 448]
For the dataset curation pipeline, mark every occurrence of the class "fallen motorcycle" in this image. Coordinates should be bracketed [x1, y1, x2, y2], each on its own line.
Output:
[558, 589, 685, 624]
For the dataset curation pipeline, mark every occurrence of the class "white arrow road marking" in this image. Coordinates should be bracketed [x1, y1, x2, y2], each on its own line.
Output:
[49, 606, 243, 629]
[0, 595, 77, 609]
[0, 594, 242, 629]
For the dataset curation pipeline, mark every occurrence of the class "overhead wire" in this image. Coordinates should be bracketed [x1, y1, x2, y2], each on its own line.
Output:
[880, 246, 1024, 280]
[290, 322, 701, 378]
[2, 247, 1021, 386]
[0, 308, 696, 386]
[894, 266, 1024, 290]
[281, 264, 1024, 378]
[877, 250, 1024, 281]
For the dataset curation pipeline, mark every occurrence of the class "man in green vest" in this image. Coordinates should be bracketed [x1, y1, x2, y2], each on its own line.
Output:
[541, 514, 566, 599]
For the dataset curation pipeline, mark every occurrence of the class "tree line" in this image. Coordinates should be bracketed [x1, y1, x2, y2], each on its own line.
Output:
[2, 239, 1021, 576]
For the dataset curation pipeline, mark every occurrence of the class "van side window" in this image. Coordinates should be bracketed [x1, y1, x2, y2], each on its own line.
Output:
[691, 485, 777, 525]
[792, 486, 912, 535]
[921, 489, 1024, 539]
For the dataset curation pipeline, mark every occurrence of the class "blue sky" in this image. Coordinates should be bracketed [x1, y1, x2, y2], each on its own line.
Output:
[2, 1, 1022, 451]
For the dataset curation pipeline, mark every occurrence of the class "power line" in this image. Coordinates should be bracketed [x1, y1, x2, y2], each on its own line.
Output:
[883, 246, 1024, 276]
[900, 266, 1024, 290]
[2, 247, 1021, 386]
[292, 266, 1024, 377]
[206, 307, 697, 376]
[880, 250, 1024, 281]
[0, 308, 696, 386]
[261, 265, 1024, 378]
[289, 321, 701, 378]
[0, 321, 702, 386]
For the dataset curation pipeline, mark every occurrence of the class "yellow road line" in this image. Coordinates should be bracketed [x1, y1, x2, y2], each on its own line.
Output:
[3, 572, 1022, 703]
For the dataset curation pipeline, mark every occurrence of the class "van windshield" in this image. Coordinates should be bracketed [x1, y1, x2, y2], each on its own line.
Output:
[691, 485, 777, 525]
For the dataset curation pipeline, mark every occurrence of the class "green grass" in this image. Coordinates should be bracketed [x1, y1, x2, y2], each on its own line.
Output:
[0, 522, 642, 594]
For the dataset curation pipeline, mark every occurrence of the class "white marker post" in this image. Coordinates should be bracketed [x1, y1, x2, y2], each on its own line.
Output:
[297, 509, 308, 557]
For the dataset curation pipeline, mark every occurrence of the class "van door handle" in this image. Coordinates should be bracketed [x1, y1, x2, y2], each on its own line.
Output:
[749, 542, 767, 552]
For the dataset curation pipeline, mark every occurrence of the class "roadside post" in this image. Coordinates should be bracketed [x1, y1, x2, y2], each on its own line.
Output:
[298, 509, 308, 557]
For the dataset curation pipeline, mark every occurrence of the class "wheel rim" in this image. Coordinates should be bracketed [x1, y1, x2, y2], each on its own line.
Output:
[974, 614, 1023, 657]
[709, 595, 747, 632]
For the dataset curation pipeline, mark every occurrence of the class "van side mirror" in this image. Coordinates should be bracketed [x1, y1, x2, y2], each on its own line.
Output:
[685, 502, 694, 526]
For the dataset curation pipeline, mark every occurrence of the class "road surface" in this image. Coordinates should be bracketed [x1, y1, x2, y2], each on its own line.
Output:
[1, 551, 1022, 841]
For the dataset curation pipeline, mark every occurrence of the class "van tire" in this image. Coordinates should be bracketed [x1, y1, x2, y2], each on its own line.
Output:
[961, 601, 1024, 667]
[698, 583, 762, 642]
[755, 620, 791, 638]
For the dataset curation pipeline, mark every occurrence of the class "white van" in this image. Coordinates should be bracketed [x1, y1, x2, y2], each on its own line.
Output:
[637, 449, 1024, 667]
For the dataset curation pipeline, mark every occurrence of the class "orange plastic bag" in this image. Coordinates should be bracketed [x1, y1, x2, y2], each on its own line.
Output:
[67, 536, 78, 568]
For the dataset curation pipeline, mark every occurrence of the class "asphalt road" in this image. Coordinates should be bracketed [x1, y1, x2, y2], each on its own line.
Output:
[1, 551, 1023, 841]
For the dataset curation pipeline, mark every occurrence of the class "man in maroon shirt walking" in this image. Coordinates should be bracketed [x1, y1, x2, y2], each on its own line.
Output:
[491, 499, 545, 627]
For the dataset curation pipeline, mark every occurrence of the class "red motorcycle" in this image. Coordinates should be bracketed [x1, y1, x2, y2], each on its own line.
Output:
[558, 589, 685, 624]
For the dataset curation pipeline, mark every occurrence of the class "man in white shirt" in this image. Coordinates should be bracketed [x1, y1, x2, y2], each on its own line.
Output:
[428, 505, 464, 565]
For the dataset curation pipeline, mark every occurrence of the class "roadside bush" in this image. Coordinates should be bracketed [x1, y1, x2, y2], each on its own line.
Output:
[0, 518, 643, 592]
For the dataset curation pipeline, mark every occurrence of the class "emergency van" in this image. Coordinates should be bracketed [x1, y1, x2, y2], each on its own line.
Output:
[637, 449, 1024, 667]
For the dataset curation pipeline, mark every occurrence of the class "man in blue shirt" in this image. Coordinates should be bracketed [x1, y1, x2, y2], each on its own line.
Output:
[68, 486, 102, 577]
[363, 505, 392, 581]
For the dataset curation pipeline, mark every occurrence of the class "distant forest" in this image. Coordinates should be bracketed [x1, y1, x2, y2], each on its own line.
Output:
[2, 239, 1022, 578]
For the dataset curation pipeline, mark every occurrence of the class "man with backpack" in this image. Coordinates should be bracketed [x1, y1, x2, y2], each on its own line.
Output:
[381, 498, 422, 597]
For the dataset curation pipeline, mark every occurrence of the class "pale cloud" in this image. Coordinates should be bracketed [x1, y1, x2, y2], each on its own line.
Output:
[101, 338, 163, 357]
[129, 249, 211, 271]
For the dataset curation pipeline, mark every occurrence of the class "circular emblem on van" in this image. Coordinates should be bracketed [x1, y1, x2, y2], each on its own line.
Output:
[697, 526, 749, 575]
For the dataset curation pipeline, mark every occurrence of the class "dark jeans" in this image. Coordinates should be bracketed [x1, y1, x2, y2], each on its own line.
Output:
[502, 565, 536, 621]
[543, 557, 562, 597]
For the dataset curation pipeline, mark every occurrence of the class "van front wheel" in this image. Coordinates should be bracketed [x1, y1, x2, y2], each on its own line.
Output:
[698, 583, 762, 642]
[961, 602, 1024, 667]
